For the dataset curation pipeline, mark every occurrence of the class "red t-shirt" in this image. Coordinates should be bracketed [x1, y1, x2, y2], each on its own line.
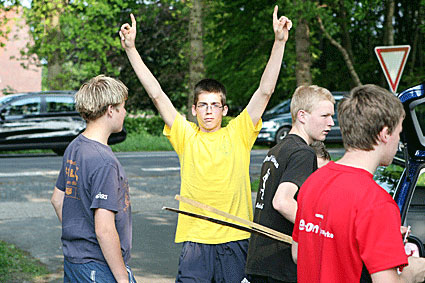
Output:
[293, 162, 408, 282]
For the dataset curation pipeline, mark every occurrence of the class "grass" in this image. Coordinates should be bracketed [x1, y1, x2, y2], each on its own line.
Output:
[110, 132, 173, 152]
[0, 240, 49, 282]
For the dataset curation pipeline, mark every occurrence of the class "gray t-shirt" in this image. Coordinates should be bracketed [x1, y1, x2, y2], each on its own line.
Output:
[56, 134, 132, 264]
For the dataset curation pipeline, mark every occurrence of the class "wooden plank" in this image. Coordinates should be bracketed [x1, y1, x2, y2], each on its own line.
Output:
[174, 194, 292, 244]
[163, 207, 289, 242]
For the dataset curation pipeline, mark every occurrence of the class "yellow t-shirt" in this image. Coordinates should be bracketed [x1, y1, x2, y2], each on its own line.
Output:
[164, 109, 262, 244]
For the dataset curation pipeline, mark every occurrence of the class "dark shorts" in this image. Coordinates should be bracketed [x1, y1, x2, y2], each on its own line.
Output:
[63, 258, 137, 283]
[244, 274, 294, 283]
[176, 239, 248, 283]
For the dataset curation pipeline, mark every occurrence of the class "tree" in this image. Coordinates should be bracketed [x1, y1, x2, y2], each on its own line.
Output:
[0, 0, 20, 48]
[294, 0, 312, 86]
[187, 0, 205, 122]
[115, 0, 189, 112]
[24, 0, 128, 90]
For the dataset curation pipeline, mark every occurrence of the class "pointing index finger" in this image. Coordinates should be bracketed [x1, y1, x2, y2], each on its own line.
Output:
[130, 13, 136, 28]
[273, 5, 278, 21]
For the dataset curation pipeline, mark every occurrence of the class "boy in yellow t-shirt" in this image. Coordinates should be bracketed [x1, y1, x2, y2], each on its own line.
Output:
[120, 6, 292, 282]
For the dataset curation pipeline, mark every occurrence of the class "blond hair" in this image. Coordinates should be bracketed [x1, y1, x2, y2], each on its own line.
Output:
[290, 85, 335, 122]
[75, 75, 128, 121]
[338, 84, 405, 151]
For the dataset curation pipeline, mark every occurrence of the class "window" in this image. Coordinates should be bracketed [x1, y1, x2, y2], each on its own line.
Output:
[7, 97, 41, 117]
[46, 96, 75, 113]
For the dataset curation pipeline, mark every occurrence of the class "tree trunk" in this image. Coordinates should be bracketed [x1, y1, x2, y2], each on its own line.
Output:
[46, 3, 65, 90]
[338, 0, 354, 63]
[295, 17, 312, 86]
[384, 0, 395, 46]
[187, 0, 205, 123]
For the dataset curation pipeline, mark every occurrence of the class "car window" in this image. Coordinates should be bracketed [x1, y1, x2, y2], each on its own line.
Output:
[414, 103, 425, 138]
[405, 168, 425, 245]
[6, 97, 41, 117]
[46, 96, 75, 113]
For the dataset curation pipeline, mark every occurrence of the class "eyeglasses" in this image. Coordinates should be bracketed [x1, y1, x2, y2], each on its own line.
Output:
[196, 103, 224, 111]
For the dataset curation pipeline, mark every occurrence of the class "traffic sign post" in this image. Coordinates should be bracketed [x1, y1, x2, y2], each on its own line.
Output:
[375, 45, 410, 94]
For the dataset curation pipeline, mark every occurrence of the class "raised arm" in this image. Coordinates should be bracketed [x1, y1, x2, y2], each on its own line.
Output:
[120, 14, 177, 128]
[246, 5, 292, 125]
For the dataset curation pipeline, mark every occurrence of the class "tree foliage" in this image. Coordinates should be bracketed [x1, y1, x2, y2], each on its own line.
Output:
[4, 0, 423, 112]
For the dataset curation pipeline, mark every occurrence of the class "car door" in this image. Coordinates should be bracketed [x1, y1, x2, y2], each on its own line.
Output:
[393, 82, 425, 257]
[41, 95, 86, 143]
[0, 95, 43, 146]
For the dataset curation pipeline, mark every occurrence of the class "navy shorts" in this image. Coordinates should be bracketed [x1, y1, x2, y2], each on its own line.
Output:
[176, 239, 249, 283]
[63, 258, 137, 283]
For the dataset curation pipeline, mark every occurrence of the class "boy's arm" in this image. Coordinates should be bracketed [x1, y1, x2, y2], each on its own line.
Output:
[291, 240, 298, 264]
[371, 256, 425, 283]
[246, 5, 292, 125]
[95, 208, 129, 283]
[120, 14, 177, 128]
[51, 187, 64, 222]
[272, 182, 298, 223]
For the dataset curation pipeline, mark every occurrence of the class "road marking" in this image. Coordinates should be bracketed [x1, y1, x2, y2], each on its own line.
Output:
[0, 170, 59, 178]
[141, 167, 180, 172]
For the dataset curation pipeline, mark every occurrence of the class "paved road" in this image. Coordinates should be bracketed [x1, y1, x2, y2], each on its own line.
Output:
[0, 150, 268, 282]
[0, 148, 344, 282]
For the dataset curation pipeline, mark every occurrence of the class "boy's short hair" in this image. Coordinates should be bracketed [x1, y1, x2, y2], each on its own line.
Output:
[290, 85, 335, 122]
[75, 75, 128, 121]
[311, 141, 331, 161]
[338, 84, 405, 151]
[194, 79, 227, 106]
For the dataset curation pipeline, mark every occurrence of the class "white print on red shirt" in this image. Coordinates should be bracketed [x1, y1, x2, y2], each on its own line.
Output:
[299, 218, 334, 239]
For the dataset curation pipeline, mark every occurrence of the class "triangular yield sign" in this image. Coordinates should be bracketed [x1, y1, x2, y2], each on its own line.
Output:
[375, 45, 410, 94]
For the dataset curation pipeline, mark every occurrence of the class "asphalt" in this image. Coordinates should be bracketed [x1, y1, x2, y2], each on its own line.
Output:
[0, 148, 344, 282]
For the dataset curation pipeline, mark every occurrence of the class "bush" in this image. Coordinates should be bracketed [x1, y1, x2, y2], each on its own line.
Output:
[125, 115, 235, 136]
[125, 115, 165, 136]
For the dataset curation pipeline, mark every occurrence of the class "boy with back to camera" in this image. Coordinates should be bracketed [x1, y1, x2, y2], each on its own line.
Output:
[292, 84, 425, 283]
[51, 75, 136, 283]
[119, 6, 292, 282]
[245, 85, 335, 283]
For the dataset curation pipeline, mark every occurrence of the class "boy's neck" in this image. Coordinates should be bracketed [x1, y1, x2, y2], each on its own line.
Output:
[82, 121, 111, 145]
[336, 149, 381, 175]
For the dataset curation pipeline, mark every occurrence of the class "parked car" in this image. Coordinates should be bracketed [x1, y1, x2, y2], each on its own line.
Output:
[256, 92, 347, 145]
[0, 91, 126, 155]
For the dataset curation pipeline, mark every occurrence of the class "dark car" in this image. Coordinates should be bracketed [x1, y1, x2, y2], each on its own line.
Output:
[256, 92, 347, 145]
[0, 91, 126, 155]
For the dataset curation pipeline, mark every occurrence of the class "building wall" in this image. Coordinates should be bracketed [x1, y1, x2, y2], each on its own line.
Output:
[0, 9, 42, 96]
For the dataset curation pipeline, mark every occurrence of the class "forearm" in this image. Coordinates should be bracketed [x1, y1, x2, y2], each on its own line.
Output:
[274, 198, 297, 223]
[96, 227, 128, 283]
[124, 47, 176, 126]
[51, 187, 64, 222]
[125, 47, 164, 100]
[258, 40, 286, 96]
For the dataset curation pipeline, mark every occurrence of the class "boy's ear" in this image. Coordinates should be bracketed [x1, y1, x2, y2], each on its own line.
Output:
[191, 104, 197, 117]
[378, 126, 390, 144]
[297, 110, 307, 124]
[222, 105, 228, 116]
[107, 105, 114, 117]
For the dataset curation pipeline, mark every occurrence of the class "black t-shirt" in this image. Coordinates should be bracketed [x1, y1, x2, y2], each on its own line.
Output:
[245, 134, 317, 282]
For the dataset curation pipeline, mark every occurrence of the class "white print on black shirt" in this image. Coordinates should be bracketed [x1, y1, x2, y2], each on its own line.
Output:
[256, 168, 271, 210]
[298, 219, 334, 239]
[263, 155, 279, 168]
[95, 192, 108, 200]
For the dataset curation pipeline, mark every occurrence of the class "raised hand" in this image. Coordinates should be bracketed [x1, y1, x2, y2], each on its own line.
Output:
[273, 5, 292, 42]
[119, 13, 137, 49]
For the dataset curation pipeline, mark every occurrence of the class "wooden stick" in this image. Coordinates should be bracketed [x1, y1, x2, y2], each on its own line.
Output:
[174, 194, 292, 244]
[163, 207, 289, 242]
